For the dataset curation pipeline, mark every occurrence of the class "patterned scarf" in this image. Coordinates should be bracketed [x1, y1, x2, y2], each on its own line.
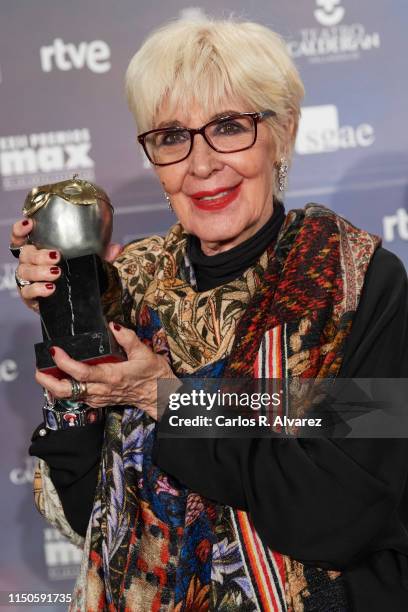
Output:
[35, 204, 380, 611]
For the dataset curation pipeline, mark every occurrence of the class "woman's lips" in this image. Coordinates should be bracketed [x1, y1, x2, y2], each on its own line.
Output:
[190, 183, 242, 211]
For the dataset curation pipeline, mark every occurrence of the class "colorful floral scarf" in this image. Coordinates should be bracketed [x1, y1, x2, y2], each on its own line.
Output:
[34, 204, 380, 611]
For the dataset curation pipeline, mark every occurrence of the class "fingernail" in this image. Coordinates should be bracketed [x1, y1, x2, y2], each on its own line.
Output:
[45, 283, 54, 290]
[113, 323, 121, 331]
[49, 251, 58, 260]
[49, 347, 56, 357]
[22, 219, 29, 226]
[50, 266, 60, 274]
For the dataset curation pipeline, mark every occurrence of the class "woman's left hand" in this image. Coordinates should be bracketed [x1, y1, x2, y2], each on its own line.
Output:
[35, 322, 177, 420]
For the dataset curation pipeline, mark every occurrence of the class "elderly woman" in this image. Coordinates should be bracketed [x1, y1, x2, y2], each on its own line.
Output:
[10, 17, 408, 612]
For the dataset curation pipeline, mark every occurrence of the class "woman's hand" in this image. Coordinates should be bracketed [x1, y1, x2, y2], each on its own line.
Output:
[10, 218, 123, 313]
[11, 218, 60, 312]
[35, 322, 178, 420]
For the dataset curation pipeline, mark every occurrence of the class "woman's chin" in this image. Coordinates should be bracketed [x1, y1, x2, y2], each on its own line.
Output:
[192, 227, 246, 250]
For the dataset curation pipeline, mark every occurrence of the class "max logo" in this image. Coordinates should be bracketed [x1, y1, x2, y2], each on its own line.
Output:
[314, 0, 345, 26]
[40, 38, 111, 73]
[0, 143, 93, 176]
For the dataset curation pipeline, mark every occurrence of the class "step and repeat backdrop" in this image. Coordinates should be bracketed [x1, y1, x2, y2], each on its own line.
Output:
[0, 0, 407, 606]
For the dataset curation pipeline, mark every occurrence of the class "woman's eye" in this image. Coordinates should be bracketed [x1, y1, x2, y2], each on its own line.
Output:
[214, 120, 246, 136]
[158, 131, 189, 146]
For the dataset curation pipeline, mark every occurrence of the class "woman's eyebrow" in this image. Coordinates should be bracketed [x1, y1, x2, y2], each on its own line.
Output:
[156, 119, 184, 129]
[210, 110, 241, 120]
[156, 110, 241, 129]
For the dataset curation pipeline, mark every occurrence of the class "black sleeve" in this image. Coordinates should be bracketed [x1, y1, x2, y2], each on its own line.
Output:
[29, 421, 104, 537]
[153, 247, 408, 570]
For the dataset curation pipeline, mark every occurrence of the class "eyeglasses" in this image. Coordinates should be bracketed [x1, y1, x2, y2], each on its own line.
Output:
[137, 110, 276, 167]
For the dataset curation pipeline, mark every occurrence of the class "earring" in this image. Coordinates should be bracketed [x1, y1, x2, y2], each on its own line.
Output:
[278, 157, 289, 192]
[164, 192, 173, 212]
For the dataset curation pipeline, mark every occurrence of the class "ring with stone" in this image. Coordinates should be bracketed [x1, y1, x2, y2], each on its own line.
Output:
[15, 270, 32, 290]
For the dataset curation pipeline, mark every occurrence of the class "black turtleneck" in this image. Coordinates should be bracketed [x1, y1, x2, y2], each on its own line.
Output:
[187, 200, 285, 291]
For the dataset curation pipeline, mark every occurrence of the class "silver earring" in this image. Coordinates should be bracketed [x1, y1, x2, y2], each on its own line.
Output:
[164, 192, 173, 212]
[278, 157, 289, 192]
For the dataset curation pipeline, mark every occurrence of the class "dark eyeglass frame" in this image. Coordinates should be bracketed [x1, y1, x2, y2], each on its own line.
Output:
[137, 109, 276, 167]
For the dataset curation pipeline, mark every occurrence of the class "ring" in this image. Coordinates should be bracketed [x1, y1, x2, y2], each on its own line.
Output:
[79, 381, 88, 399]
[9, 243, 24, 259]
[69, 378, 82, 401]
[15, 270, 32, 290]
[69, 379, 88, 401]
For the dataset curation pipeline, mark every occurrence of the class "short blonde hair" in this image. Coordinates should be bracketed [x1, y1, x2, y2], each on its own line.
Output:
[125, 16, 304, 162]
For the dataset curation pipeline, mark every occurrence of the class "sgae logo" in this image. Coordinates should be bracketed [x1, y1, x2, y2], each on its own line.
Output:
[295, 105, 375, 155]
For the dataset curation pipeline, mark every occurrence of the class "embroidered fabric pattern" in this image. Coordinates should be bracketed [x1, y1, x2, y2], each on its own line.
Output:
[33, 205, 380, 611]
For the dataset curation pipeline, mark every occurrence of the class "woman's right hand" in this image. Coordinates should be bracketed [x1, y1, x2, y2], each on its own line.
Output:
[10, 218, 123, 313]
[10, 218, 61, 313]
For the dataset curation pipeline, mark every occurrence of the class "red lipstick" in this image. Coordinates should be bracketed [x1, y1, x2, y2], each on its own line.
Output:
[190, 182, 242, 211]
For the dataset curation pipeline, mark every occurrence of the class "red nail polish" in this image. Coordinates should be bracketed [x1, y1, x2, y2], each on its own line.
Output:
[22, 219, 29, 226]
[113, 323, 121, 331]
[50, 266, 60, 274]
[49, 251, 58, 260]
[49, 347, 56, 357]
[45, 283, 54, 290]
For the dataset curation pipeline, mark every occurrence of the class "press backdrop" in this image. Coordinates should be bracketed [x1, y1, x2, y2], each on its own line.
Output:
[0, 1, 407, 607]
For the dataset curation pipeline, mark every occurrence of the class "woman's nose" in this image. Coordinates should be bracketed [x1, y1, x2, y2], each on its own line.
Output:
[187, 133, 223, 178]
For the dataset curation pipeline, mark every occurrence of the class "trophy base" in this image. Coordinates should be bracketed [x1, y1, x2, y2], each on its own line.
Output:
[35, 328, 126, 378]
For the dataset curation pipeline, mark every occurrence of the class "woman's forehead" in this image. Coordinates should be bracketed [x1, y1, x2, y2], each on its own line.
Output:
[153, 95, 251, 128]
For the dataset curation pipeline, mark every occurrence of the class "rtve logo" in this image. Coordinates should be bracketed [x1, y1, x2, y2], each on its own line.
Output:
[40, 38, 111, 73]
[383, 209, 408, 243]
[295, 105, 375, 155]
[314, 0, 345, 26]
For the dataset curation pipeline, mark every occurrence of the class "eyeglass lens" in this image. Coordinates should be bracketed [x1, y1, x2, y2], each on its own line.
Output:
[145, 115, 256, 164]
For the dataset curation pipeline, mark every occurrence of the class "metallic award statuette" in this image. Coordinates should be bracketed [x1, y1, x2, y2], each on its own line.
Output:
[23, 176, 125, 377]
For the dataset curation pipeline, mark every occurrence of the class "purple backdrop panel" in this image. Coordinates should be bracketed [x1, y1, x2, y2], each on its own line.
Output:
[0, 0, 406, 602]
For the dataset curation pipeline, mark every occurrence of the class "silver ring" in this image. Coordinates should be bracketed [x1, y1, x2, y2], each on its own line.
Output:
[69, 379, 88, 401]
[15, 270, 32, 290]
[69, 378, 81, 401]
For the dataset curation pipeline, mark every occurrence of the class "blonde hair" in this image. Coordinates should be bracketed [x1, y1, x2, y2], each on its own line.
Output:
[125, 16, 304, 163]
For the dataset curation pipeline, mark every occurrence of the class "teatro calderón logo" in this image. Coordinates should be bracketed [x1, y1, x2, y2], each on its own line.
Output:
[314, 0, 345, 26]
[288, 0, 380, 63]
[0, 128, 95, 191]
[40, 38, 111, 73]
[295, 104, 375, 155]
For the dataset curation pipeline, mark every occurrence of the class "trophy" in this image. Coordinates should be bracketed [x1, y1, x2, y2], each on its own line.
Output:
[23, 175, 125, 378]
